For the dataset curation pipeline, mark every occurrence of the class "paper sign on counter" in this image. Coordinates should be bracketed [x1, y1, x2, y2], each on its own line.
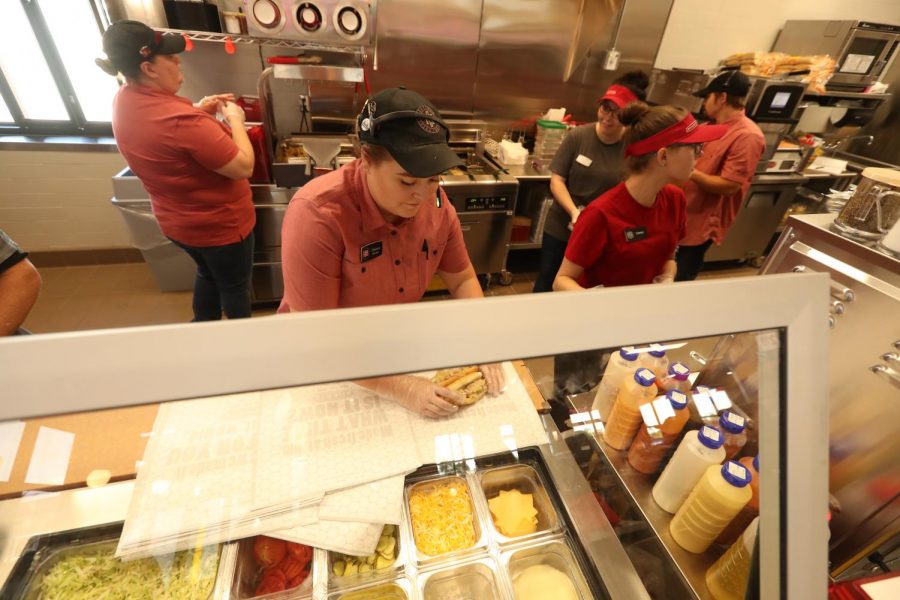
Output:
[24, 426, 75, 486]
[0, 421, 26, 482]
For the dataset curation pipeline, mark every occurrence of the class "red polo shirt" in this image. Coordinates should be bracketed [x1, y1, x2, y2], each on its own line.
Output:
[681, 112, 765, 246]
[278, 159, 471, 312]
[565, 182, 686, 288]
[112, 83, 255, 247]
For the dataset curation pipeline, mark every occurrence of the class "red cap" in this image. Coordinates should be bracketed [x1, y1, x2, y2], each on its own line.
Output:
[599, 84, 639, 109]
[624, 114, 728, 157]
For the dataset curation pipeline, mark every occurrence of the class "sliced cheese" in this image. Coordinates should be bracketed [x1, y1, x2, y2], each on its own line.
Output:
[488, 489, 538, 537]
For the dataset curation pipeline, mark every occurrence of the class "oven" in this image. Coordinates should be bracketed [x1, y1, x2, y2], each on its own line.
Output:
[773, 20, 900, 91]
[440, 152, 519, 277]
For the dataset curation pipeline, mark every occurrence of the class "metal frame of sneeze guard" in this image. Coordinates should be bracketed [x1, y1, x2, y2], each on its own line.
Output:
[0, 273, 830, 600]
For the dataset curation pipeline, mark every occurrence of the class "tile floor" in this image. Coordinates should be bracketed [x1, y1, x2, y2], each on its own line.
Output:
[22, 259, 757, 334]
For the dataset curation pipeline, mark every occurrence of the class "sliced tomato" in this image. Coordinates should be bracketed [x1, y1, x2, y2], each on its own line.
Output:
[253, 536, 287, 569]
[287, 568, 310, 589]
[278, 555, 308, 582]
[254, 569, 287, 596]
[286, 542, 313, 567]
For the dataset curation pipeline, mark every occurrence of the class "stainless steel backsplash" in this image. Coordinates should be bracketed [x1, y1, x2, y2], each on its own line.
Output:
[177, 0, 675, 137]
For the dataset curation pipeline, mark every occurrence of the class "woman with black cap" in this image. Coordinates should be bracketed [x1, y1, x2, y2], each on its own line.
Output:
[279, 87, 504, 417]
[97, 20, 256, 322]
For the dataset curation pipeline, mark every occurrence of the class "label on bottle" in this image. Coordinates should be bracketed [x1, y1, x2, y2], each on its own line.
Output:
[692, 392, 716, 419]
[640, 403, 659, 427]
[636, 368, 655, 385]
[711, 389, 733, 411]
[727, 412, 745, 427]
[670, 390, 687, 405]
[728, 462, 747, 479]
[701, 426, 720, 442]
[673, 363, 689, 376]
[652, 396, 675, 422]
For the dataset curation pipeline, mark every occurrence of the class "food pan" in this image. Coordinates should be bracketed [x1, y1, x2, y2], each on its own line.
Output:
[404, 475, 487, 567]
[417, 557, 502, 600]
[327, 524, 404, 590]
[0, 522, 222, 600]
[230, 536, 315, 599]
[477, 463, 561, 546]
[501, 538, 592, 600]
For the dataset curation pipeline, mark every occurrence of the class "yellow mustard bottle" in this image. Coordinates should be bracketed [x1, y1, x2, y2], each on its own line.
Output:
[706, 516, 759, 600]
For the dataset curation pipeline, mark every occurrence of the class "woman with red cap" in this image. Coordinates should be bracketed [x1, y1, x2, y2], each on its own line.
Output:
[97, 20, 256, 322]
[532, 71, 649, 293]
[554, 103, 728, 291]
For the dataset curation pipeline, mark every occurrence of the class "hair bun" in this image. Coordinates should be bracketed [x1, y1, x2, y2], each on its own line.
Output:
[95, 57, 118, 77]
[617, 70, 650, 92]
[618, 101, 651, 127]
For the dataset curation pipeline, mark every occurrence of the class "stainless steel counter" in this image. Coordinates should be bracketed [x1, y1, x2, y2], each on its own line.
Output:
[500, 159, 553, 181]
[761, 214, 900, 576]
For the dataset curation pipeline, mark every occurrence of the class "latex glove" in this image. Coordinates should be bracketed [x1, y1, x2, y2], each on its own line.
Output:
[222, 101, 246, 125]
[652, 274, 674, 284]
[479, 363, 506, 396]
[366, 375, 460, 419]
[196, 93, 235, 115]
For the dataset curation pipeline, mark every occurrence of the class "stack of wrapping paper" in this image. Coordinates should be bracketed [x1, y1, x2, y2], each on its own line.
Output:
[117, 362, 547, 559]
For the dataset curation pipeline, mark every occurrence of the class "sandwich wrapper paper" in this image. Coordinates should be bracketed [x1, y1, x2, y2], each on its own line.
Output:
[118, 362, 547, 558]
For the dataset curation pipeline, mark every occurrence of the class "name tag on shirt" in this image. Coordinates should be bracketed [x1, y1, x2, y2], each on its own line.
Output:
[575, 154, 593, 167]
[624, 227, 648, 243]
[360, 241, 383, 263]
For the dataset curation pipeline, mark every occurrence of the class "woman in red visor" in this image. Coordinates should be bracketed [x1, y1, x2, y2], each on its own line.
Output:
[554, 103, 727, 291]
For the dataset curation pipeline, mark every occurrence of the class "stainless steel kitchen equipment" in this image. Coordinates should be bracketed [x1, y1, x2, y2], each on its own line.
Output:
[704, 173, 808, 264]
[831, 167, 900, 242]
[96, 0, 169, 28]
[645, 68, 707, 113]
[112, 167, 295, 303]
[772, 20, 900, 92]
[440, 152, 519, 278]
[243, 0, 376, 46]
[761, 213, 900, 577]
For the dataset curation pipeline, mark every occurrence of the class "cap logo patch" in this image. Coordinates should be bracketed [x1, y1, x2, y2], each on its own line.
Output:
[416, 105, 440, 134]
[360, 117, 371, 131]
[685, 120, 698, 133]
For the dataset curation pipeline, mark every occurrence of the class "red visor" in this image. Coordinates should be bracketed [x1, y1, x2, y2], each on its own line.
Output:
[624, 114, 729, 157]
[599, 84, 638, 109]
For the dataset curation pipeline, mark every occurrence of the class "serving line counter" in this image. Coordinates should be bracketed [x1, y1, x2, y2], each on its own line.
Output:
[0, 274, 829, 599]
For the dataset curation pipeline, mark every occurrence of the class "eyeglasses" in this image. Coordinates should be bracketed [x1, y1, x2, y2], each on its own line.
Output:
[670, 143, 704, 157]
[598, 101, 620, 116]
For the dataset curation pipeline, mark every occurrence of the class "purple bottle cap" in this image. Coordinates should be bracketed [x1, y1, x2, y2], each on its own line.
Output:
[668, 362, 690, 381]
[719, 410, 746, 434]
[698, 426, 724, 449]
[721, 460, 752, 487]
[619, 347, 639, 361]
[667, 390, 688, 410]
[753, 455, 760, 472]
[634, 368, 656, 387]
[648, 344, 666, 358]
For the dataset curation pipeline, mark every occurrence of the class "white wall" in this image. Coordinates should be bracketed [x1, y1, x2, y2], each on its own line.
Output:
[0, 150, 128, 251]
[655, 0, 900, 70]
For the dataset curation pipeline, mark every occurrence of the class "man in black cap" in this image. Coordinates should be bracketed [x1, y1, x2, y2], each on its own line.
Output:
[279, 87, 505, 417]
[675, 70, 765, 280]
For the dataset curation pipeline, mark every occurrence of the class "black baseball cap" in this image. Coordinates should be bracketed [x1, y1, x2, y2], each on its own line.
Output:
[357, 87, 464, 178]
[694, 70, 751, 98]
[101, 20, 186, 74]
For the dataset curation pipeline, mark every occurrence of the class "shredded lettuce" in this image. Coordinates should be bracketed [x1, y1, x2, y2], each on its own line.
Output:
[38, 545, 219, 600]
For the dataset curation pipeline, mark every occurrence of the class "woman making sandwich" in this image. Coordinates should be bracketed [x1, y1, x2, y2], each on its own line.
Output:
[279, 87, 504, 417]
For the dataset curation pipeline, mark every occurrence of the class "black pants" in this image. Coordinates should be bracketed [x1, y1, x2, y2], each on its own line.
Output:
[171, 233, 255, 321]
[533, 232, 569, 293]
[675, 239, 714, 282]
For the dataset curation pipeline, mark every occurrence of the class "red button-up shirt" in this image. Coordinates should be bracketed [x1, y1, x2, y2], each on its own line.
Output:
[681, 112, 765, 246]
[112, 83, 255, 247]
[279, 159, 471, 312]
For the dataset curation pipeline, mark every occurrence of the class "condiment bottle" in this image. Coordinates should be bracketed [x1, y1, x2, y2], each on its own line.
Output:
[627, 390, 690, 475]
[592, 347, 641, 420]
[640, 344, 670, 382]
[652, 426, 726, 514]
[670, 461, 753, 553]
[716, 455, 759, 545]
[603, 368, 657, 450]
[719, 410, 748, 460]
[706, 517, 759, 600]
[657, 362, 691, 394]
